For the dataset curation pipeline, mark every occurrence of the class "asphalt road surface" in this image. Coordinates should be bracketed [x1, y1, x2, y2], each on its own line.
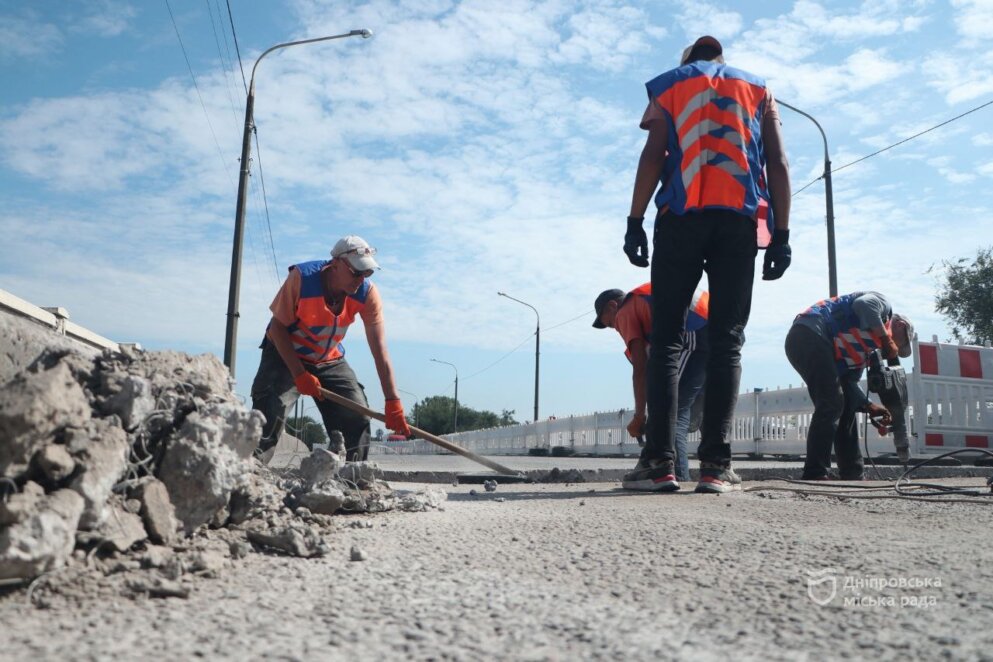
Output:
[3, 478, 993, 660]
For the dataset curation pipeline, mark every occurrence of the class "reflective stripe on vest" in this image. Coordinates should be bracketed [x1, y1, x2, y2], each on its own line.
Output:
[622, 283, 709, 339]
[284, 260, 370, 365]
[646, 61, 772, 228]
[796, 293, 890, 375]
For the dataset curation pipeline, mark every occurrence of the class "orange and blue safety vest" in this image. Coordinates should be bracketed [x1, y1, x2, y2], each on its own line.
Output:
[646, 60, 773, 238]
[796, 293, 891, 376]
[283, 260, 370, 365]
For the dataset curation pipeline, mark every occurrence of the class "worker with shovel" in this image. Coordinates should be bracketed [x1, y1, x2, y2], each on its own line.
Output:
[250, 235, 411, 461]
[786, 292, 913, 480]
[593, 283, 708, 482]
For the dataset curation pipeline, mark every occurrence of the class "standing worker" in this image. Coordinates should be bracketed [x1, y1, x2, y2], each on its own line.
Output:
[786, 292, 913, 480]
[250, 235, 411, 461]
[592, 283, 708, 483]
[622, 35, 792, 493]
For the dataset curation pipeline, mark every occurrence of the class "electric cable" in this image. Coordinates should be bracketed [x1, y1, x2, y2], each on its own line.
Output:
[744, 449, 993, 504]
[224, 0, 249, 95]
[204, 0, 242, 127]
[164, 0, 234, 187]
[251, 128, 280, 277]
[792, 96, 993, 197]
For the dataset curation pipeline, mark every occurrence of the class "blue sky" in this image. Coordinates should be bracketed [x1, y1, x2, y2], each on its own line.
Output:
[2, 0, 991, 430]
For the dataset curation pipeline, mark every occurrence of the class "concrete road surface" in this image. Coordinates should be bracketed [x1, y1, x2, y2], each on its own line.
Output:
[3, 478, 993, 660]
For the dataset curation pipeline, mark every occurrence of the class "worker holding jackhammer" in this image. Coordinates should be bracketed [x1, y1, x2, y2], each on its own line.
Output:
[593, 283, 708, 482]
[785, 292, 914, 480]
[251, 235, 411, 462]
[622, 35, 792, 493]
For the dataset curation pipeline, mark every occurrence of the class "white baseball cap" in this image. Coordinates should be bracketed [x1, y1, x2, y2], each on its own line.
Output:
[331, 235, 380, 272]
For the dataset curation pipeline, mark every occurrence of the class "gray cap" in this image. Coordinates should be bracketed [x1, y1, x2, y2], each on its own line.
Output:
[892, 313, 914, 358]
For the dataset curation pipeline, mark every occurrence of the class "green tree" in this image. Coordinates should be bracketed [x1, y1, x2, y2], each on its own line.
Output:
[409, 397, 520, 435]
[286, 415, 328, 448]
[932, 246, 993, 345]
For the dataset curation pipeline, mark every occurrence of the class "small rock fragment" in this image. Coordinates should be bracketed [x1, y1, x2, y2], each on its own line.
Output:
[483, 480, 497, 493]
[350, 545, 367, 562]
[36, 444, 76, 483]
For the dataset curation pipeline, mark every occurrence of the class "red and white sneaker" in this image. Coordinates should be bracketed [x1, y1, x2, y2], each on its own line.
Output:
[695, 468, 742, 493]
[622, 460, 680, 492]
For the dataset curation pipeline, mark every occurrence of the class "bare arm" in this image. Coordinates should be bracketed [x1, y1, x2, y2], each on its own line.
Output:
[763, 111, 791, 231]
[629, 339, 649, 417]
[629, 120, 669, 218]
[268, 318, 307, 378]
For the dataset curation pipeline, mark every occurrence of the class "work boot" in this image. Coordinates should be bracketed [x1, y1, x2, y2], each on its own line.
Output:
[621, 459, 679, 492]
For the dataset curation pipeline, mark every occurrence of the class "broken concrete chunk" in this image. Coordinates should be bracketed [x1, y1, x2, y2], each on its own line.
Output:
[84, 502, 146, 552]
[99, 374, 155, 432]
[228, 473, 285, 526]
[0, 481, 46, 526]
[337, 462, 383, 487]
[157, 405, 260, 534]
[350, 545, 367, 562]
[396, 488, 448, 512]
[246, 523, 330, 558]
[295, 483, 346, 515]
[133, 478, 179, 545]
[67, 419, 130, 529]
[298, 448, 345, 487]
[483, 480, 497, 492]
[35, 444, 76, 483]
[0, 489, 84, 581]
[0, 361, 91, 478]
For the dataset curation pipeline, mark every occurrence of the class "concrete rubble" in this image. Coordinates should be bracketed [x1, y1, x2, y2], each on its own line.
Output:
[0, 312, 446, 599]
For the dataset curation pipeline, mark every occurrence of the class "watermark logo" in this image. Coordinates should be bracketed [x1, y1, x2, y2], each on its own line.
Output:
[805, 567, 839, 606]
[804, 567, 942, 609]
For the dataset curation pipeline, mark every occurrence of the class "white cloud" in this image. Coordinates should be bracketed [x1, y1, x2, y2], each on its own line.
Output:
[0, 13, 62, 60]
[922, 52, 993, 104]
[951, 0, 993, 41]
[675, 1, 743, 41]
[73, 0, 136, 37]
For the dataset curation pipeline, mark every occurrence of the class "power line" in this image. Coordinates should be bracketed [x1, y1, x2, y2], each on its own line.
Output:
[252, 129, 280, 276]
[463, 333, 535, 381]
[204, 0, 241, 127]
[164, 0, 233, 187]
[793, 96, 993, 197]
[545, 308, 593, 331]
[225, 0, 249, 95]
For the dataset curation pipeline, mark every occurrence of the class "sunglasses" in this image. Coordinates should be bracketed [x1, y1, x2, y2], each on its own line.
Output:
[342, 261, 374, 279]
[341, 246, 376, 257]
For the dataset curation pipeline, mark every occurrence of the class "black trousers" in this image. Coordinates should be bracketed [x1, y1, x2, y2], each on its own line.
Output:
[644, 209, 757, 468]
[251, 341, 371, 461]
[784, 324, 865, 479]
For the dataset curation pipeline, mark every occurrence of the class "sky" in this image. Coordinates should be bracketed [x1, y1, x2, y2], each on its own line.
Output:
[1, 0, 991, 433]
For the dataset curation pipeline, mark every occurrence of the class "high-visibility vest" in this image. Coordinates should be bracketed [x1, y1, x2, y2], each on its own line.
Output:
[796, 292, 892, 376]
[621, 283, 709, 361]
[283, 260, 371, 365]
[646, 60, 773, 239]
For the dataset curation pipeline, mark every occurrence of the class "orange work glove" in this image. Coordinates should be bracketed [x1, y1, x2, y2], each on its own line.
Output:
[384, 399, 411, 437]
[627, 412, 646, 438]
[294, 372, 322, 399]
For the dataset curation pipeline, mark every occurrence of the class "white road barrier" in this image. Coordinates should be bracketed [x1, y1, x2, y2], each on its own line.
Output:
[381, 333, 993, 459]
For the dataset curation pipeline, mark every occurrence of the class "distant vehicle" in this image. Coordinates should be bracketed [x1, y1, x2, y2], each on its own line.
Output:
[386, 434, 407, 443]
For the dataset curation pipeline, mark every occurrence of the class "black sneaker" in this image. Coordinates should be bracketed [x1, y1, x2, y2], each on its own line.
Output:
[695, 466, 742, 493]
[621, 459, 679, 492]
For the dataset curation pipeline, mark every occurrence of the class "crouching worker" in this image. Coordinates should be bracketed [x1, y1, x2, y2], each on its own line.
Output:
[593, 283, 708, 484]
[251, 235, 411, 462]
[785, 291, 913, 480]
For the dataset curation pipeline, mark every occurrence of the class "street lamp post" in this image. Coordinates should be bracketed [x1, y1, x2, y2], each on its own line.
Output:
[429, 359, 458, 433]
[497, 292, 540, 423]
[223, 29, 373, 377]
[778, 100, 838, 297]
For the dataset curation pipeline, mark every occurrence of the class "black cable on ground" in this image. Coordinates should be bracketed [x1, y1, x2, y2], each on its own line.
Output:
[744, 448, 993, 504]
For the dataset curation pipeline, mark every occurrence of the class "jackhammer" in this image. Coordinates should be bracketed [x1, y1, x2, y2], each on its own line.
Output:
[866, 348, 912, 463]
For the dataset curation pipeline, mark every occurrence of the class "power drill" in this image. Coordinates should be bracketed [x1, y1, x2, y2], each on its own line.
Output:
[866, 349, 912, 463]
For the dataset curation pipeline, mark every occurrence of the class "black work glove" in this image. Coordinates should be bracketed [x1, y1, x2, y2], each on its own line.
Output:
[623, 216, 649, 267]
[762, 229, 791, 280]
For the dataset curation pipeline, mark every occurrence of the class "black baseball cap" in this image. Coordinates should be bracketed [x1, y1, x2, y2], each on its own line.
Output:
[592, 289, 625, 329]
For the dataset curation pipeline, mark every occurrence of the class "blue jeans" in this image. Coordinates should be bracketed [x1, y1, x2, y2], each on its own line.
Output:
[674, 331, 708, 481]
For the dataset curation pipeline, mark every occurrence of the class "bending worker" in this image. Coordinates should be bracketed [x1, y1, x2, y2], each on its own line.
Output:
[251, 235, 411, 461]
[593, 283, 708, 482]
[785, 291, 913, 480]
[622, 35, 792, 493]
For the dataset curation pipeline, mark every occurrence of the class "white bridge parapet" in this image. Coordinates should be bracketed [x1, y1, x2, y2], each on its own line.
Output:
[380, 333, 993, 459]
